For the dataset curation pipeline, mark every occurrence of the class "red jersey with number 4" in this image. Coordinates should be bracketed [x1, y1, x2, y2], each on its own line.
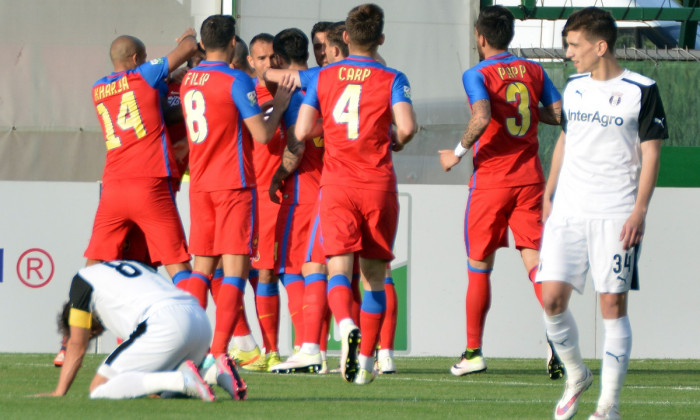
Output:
[303, 55, 412, 192]
[180, 61, 262, 192]
[252, 81, 285, 192]
[92, 57, 179, 182]
[462, 52, 560, 189]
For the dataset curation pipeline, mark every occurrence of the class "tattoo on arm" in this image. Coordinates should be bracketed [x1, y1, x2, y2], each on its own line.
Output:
[460, 99, 491, 149]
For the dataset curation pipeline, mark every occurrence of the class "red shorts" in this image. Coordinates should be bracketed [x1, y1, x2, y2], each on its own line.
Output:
[251, 190, 281, 270]
[320, 185, 398, 261]
[275, 202, 315, 274]
[464, 183, 543, 261]
[306, 201, 326, 265]
[84, 178, 189, 265]
[189, 188, 255, 256]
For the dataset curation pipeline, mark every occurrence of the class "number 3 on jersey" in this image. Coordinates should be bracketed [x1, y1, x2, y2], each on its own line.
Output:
[505, 82, 531, 137]
[183, 90, 209, 143]
[333, 84, 362, 140]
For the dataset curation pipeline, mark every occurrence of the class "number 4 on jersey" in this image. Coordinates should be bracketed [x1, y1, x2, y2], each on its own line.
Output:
[333, 84, 362, 140]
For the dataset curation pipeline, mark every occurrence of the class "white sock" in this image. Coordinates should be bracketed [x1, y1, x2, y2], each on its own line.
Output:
[320, 350, 327, 361]
[599, 316, 632, 408]
[378, 349, 394, 360]
[544, 309, 587, 383]
[300, 343, 320, 355]
[89, 372, 183, 399]
[338, 318, 356, 335]
[233, 334, 256, 352]
[358, 354, 373, 372]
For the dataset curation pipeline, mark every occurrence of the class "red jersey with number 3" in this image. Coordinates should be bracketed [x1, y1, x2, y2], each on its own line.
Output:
[462, 52, 561, 189]
[303, 55, 412, 192]
[92, 57, 179, 182]
[180, 61, 262, 192]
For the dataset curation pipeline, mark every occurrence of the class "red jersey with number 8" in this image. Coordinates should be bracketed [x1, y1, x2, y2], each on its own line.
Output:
[303, 55, 412, 192]
[92, 58, 179, 182]
[462, 52, 560, 189]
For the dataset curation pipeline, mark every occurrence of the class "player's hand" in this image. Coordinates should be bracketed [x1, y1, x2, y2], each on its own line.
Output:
[619, 209, 645, 250]
[176, 28, 197, 44]
[169, 67, 188, 84]
[542, 195, 553, 223]
[392, 142, 404, 152]
[272, 74, 294, 110]
[438, 150, 461, 172]
[268, 178, 283, 204]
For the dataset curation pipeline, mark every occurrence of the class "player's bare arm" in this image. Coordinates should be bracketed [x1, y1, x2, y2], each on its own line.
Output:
[167, 28, 199, 73]
[245, 74, 295, 144]
[38, 325, 90, 396]
[263, 68, 302, 89]
[539, 100, 562, 126]
[439, 98, 491, 171]
[620, 139, 661, 250]
[392, 102, 418, 151]
[294, 104, 321, 142]
[543, 130, 566, 222]
[269, 128, 306, 203]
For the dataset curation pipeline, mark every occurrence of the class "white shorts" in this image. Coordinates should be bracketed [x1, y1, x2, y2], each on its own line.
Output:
[97, 303, 212, 378]
[536, 215, 640, 294]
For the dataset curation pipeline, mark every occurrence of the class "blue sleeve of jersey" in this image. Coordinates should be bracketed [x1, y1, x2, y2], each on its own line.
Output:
[155, 79, 169, 97]
[283, 90, 304, 127]
[138, 57, 170, 88]
[301, 72, 321, 111]
[540, 70, 561, 106]
[462, 68, 488, 105]
[231, 73, 262, 119]
[391, 72, 412, 105]
[299, 67, 320, 91]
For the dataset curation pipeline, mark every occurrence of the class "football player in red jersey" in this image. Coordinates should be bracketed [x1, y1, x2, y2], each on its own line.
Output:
[439, 6, 563, 378]
[179, 15, 293, 362]
[295, 4, 417, 385]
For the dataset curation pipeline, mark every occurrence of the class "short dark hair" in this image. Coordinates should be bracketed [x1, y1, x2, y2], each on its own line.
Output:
[563, 7, 617, 52]
[326, 21, 349, 57]
[346, 3, 384, 49]
[273, 28, 309, 65]
[232, 35, 250, 69]
[249, 33, 274, 51]
[200, 15, 236, 51]
[475, 6, 514, 50]
[311, 21, 333, 39]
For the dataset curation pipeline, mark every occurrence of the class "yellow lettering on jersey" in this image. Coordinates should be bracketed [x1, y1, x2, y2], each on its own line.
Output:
[69, 308, 93, 329]
[185, 72, 210, 86]
[338, 67, 371, 82]
[94, 76, 131, 102]
[497, 65, 527, 81]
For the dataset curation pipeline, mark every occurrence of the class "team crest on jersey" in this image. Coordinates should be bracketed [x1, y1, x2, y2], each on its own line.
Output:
[609, 92, 623, 106]
[247, 91, 258, 108]
[149, 58, 164, 65]
[403, 85, 412, 99]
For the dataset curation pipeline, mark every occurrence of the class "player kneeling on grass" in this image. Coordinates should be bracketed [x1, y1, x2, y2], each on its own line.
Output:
[37, 260, 246, 401]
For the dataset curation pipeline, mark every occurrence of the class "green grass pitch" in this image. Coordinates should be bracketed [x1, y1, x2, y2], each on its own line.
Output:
[1, 354, 698, 419]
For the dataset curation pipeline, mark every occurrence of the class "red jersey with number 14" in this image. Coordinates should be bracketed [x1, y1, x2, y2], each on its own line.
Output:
[462, 52, 560, 189]
[303, 55, 412, 192]
[180, 61, 262, 192]
[93, 57, 179, 182]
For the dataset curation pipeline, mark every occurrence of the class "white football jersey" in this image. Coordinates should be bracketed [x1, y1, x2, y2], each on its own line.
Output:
[69, 261, 198, 339]
[553, 69, 667, 218]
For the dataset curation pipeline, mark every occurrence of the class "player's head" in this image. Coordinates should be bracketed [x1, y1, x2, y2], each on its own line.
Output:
[273, 28, 309, 69]
[345, 3, 385, 53]
[109, 35, 146, 70]
[248, 33, 275, 78]
[200, 14, 237, 53]
[326, 21, 349, 63]
[231, 35, 254, 75]
[311, 21, 333, 66]
[563, 7, 617, 71]
[474, 6, 514, 58]
[58, 302, 104, 340]
[187, 43, 206, 69]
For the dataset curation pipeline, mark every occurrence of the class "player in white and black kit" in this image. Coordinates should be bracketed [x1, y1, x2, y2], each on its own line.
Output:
[39, 260, 246, 401]
[536, 8, 666, 420]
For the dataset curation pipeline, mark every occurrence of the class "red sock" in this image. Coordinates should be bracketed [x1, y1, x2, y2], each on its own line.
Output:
[187, 271, 210, 309]
[360, 310, 384, 357]
[529, 266, 544, 308]
[211, 279, 244, 356]
[232, 300, 252, 336]
[327, 275, 353, 322]
[284, 276, 305, 348]
[319, 308, 331, 352]
[302, 275, 327, 345]
[255, 293, 280, 352]
[351, 274, 361, 326]
[380, 280, 398, 350]
[466, 267, 491, 349]
[210, 269, 223, 304]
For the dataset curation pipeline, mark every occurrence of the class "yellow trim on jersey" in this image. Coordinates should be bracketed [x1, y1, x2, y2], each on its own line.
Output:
[69, 308, 92, 329]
